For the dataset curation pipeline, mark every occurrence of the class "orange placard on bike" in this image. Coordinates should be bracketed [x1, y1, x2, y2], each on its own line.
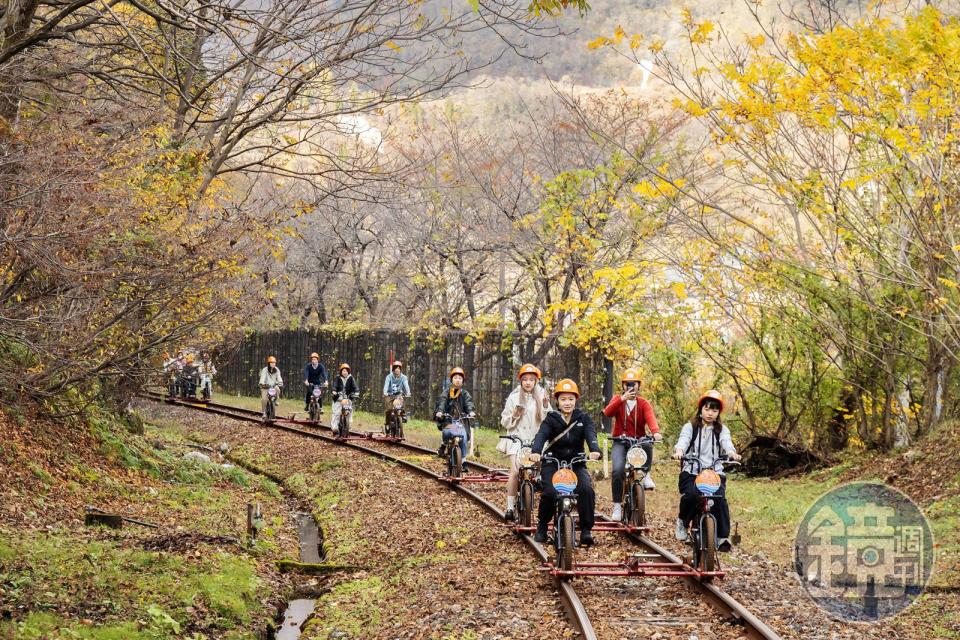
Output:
[695, 469, 721, 495]
[552, 468, 578, 495]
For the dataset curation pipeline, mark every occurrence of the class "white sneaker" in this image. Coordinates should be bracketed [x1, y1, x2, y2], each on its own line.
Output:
[611, 503, 623, 521]
[675, 518, 688, 541]
[642, 474, 655, 490]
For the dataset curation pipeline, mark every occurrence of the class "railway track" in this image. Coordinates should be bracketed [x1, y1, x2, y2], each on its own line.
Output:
[141, 392, 782, 640]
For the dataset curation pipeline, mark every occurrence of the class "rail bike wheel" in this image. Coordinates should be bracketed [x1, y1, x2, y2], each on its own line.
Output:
[519, 481, 534, 528]
[558, 513, 575, 574]
[630, 481, 646, 528]
[450, 443, 463, 478]
[700, 515, 718, 580]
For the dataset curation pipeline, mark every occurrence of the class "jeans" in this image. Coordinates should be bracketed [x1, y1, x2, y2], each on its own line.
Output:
[538, 463, 595, 533]
[611, 440, 654, 502]
[442, 426, 469, 461]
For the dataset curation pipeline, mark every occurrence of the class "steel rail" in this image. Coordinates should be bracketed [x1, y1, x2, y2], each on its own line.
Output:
[141, 392, 596, 639]
[144, 393, 782, 639]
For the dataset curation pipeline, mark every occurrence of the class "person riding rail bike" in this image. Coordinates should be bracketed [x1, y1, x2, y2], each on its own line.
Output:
[499, 363, 551, 520]
[602, 369, 662, 521]
[671, 389, 741, 550]
[303, 352, 329, 412]
[198, 352, 217, 399]
[331, 363, 360, 431]
[435, 367, 476, 463]
[529, 379, 601, 546]
[382, 360, 411, 427]
[258, 356, 283, 419]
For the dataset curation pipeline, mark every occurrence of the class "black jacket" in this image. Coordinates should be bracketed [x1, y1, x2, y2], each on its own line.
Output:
[303, 362, 328, 386]
[532, 408, 600, 465]
[332, 374, 359, 400]
[434, 388, 475, 423]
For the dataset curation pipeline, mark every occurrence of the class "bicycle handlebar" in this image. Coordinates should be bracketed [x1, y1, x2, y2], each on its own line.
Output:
[613, 435, 657, 446]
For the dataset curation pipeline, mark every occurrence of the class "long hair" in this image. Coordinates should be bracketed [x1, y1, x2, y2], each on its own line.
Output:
[512, 383, 547, 424]
[691, 400, 723, 434]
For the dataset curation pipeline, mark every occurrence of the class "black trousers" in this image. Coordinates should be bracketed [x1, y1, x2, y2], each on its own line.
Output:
[678, 471, 730, 538]
[538, 463, 595, 533]
[611, 440, 654, 502]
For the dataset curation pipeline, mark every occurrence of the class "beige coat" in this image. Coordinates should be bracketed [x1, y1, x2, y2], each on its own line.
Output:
[498, 385, 552, 456]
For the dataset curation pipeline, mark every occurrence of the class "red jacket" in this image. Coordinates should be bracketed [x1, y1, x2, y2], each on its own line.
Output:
[602, 395, 659, 438]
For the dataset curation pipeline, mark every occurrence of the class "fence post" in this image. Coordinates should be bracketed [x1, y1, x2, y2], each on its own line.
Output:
[601, 357, 614, 433]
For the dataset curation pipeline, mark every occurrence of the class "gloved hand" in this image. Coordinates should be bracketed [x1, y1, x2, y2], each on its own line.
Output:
[529, 453, 541, 463]
[653, 433, 663, 442]
[588, 452, 601, 461]
[672, 448, 683, 460]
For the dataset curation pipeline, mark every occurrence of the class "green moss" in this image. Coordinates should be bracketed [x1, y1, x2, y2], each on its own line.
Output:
[0, 530, 261, 637]
[306, 576, 386, 639]
[88, 411, 160, 474]
[27, 462, 53, 485]
[178, 555, 257, 620]
[1, 612, 149, 640]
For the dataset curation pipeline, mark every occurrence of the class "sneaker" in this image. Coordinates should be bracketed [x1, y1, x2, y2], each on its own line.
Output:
[675, 517, 688, 541]
[534, 523, 548, 543]
[401, 416, 408, 423]
[718, 538, 732, 552]
[579, 531, 594, 547]
[611, 503, 623, 521]
[642, 474, 655, 490]
[504, 509, 516, 522]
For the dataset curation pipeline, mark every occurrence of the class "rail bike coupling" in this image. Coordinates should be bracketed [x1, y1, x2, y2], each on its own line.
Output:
[307, 383, 325, 423]
[384, 393, 407, 440]
[262, 384, 281, 422]
[499, 435, 538, 528]
[612, 434, 658, 531]
[680, 453, 740, 580]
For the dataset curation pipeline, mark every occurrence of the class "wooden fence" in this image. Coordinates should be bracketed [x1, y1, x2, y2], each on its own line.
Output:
[215, 328, 611, 428]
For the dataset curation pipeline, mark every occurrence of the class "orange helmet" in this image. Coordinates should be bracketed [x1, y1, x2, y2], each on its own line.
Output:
[392, 360, 403, 370]
[266, 356, 277, 365]
[449, 367, 465, 379]
[697, 389, 724, 412]
[621, 369, 640, 383]
[553, 378, 580, 399]
[517, 363, 541, 380]
[310, 352, 320, 360]
[339, 363, 351, 373]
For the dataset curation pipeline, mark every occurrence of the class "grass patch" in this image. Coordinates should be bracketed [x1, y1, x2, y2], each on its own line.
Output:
[926, 494, 960, 587]
[305, 576, 385, 639]
[89, 411, 159, 475]
[0, 530, 261, 638]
